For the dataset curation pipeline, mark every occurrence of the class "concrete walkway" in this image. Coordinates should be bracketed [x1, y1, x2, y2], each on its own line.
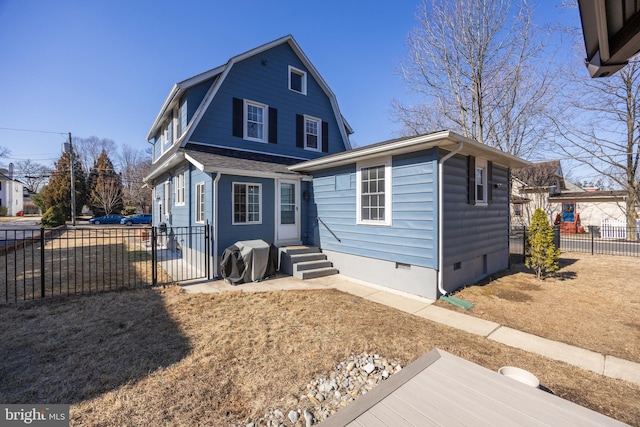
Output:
[181, 273, 640, 386]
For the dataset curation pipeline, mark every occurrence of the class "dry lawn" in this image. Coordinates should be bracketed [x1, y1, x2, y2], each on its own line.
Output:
[437, 253, 640, 363]
[0, 286, 638, 426]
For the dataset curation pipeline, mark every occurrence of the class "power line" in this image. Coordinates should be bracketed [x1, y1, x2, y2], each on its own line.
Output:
[0, 127, 67, 136]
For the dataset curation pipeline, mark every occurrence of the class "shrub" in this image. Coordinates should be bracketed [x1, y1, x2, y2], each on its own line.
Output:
[41, 206, 66, 228]
[121, 205, 137, 216]
[526, 208, 560, 280]
[0, 206, 7, 217]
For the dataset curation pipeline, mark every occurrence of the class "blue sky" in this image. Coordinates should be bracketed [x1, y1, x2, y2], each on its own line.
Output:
[0, 0, 581, 171]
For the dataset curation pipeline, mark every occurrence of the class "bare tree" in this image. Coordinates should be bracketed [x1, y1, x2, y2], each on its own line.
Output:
[15, 159, 50, 193]
[87, 150, 123, 216]
[91, 177, 123, 215]
[553, 57, 640, 237]
[394, 0, 558, 158]
[73, 136, 117, 175]
[119, 144, 152, 213]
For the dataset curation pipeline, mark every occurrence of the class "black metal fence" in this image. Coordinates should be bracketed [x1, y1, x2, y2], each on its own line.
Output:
[0, 225, 211, 304]
[510, 225, 640, 260]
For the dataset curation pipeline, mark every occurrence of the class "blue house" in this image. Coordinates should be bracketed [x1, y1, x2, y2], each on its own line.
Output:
[290, 131, 528, 299]
[144, 35, 353, 277]
[144, 35, 529, 299]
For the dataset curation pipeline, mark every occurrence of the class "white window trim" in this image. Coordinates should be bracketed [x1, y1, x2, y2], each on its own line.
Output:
[475, 158, 488, 206]
[163, 181, 171, 216]
[304, 115, 322, 152]
[356, 157, 392, 226]
[175, 172, 185, 206]
[243, 99, 268, 143]
[232, 182, 262, 225]
[288, 65, 307, 95]
[195, 182, 205, 223]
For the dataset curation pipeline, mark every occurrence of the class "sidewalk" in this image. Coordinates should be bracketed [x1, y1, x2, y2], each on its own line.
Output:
[181, 273, 640, 386]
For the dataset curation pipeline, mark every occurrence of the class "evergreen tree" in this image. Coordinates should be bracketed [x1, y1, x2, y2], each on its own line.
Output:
[87, 150, 123, 216]
[43, 151, 87, 220]
[526, 208, 560, 280]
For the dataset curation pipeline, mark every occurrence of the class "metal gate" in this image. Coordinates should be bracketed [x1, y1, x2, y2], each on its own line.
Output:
[1, 224, 211, 304]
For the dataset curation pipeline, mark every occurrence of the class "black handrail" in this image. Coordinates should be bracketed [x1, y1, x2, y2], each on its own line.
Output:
[317, 216, 341, 243]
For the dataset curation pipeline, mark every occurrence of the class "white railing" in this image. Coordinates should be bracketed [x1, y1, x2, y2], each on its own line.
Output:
[601, 218, 640, 239]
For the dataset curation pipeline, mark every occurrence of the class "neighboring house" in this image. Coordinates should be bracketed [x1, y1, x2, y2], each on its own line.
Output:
[144, 35, 353, 276]
[0, 164, 24, 216]
[549, 190, 634, 230]
[291, 131, 528, 299]
[511, 160, 638, 231]
[144, 35, 530, 299]
[510, 160, 565, 227]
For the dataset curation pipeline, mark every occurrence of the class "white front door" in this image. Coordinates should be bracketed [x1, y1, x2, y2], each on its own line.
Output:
[276, 179, 300, 244]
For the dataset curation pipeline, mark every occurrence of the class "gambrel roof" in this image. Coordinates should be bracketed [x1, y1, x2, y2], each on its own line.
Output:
[146, 35, 353, 148]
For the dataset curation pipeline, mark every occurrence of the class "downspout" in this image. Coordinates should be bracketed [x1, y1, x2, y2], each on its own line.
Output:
[212, 172, 221, 278]
[438, 142, 464, 297]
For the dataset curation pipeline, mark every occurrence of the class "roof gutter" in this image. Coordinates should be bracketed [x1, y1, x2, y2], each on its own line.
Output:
[438, 142, 464, 297]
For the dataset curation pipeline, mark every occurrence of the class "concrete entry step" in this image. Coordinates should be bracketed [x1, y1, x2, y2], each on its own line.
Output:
[294, 259, 334, 272]
[295, 266, 340, 280]
[279, 246, 338, 279]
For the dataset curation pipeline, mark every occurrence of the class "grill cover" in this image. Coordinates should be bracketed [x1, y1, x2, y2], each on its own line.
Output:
[220, 239, 278, 284]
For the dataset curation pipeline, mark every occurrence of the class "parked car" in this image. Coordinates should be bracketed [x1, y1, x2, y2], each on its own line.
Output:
[120, 213, 152, 226]
[89, 214, 124, 225]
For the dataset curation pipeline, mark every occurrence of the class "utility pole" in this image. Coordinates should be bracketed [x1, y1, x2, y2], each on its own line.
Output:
[68, 132, 76, 226]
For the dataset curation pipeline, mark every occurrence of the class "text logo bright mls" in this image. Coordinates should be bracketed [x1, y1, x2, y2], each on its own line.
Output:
[2, 405, 69, 426]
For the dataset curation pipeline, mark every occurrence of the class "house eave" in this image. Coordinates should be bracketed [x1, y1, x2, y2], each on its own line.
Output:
[289, 131, 530, 172]
[143, 152, 186, 183]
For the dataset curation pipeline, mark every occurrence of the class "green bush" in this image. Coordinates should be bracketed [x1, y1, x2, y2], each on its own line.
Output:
[526, 208, 560, 280]
[121, 205, 137, 216]
[41, 206, 66, 228]
[0, 206, 7, 217]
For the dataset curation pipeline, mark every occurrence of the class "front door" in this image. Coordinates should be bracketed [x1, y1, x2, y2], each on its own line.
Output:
[277, 179, 300, 244]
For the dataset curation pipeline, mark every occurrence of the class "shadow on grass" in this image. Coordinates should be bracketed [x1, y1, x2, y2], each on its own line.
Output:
[0, 287, 190, 405]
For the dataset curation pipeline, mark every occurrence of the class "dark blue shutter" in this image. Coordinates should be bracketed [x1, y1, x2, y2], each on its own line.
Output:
[296, 114, 304, 148]
[232, 98, 243, 137]
[268, 107, 277, 144]
[322, 121, 329, 152]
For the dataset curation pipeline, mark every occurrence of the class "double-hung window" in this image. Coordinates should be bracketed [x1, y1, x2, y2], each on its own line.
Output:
[163, 181, 171, 217]
[233, 183, 261, 224]
[244, 100, 267, 142]
[304, 116, 321, 151]
[195, 182, 205, 223]
[289, 66, 307, 95]
[175, 173, 185, 206]
[357, 158, 392, 225]
[475, 158, 488, 205]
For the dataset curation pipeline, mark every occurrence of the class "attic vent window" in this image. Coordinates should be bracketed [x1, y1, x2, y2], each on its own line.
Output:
[289, 66, 307, 95]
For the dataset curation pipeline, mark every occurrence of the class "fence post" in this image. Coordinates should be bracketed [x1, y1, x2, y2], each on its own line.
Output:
[522, 225, 527, 260]
[552, 225, 560, 252]
[151, 226, 157, 285]
[40, 227, 45, 299]
[204, 221, 210, 280]
[591, 229, 594, 255]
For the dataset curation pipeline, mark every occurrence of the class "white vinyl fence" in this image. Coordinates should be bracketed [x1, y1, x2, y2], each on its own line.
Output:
[601, 218, 640, 239]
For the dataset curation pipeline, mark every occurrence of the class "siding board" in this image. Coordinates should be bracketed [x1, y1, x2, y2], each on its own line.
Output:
[311, 149, 439, 269]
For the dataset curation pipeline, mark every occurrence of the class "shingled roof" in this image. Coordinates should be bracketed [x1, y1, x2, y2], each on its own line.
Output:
[512, 160, 566, 190]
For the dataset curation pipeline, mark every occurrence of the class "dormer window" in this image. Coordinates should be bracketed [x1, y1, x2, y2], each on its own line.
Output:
[289, 66, 307, 95]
